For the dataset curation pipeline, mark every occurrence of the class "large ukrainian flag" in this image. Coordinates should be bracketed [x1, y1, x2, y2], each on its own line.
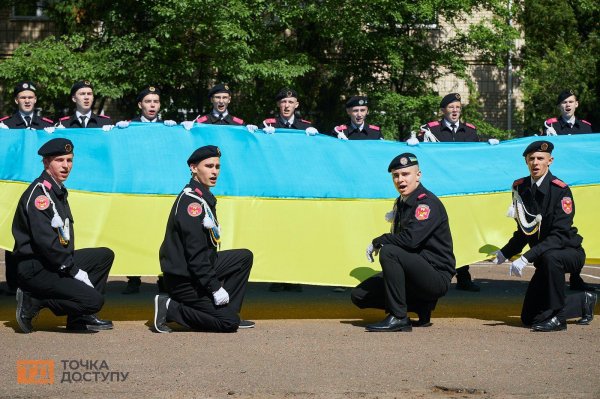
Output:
[1, 125, 599, 286]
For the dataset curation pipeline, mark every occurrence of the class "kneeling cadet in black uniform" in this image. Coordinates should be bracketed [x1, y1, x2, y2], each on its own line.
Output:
[14, 138, 114, 333]
[154, 145, 254, 333]
[351, 153, 456, 331]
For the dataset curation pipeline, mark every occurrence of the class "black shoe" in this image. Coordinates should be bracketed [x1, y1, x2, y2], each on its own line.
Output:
[531, 316, 566, 332]
[577, 292, 597, 325]
[67, 314, 113, 331]
[411, 309, 432, 327]
[456, 280, 481, 292]
[570, 276, 596, 292]
[238, 320, 255, 329]
[16, 288, 41, 333]
[366, 314, 412, 332]
[122, 277, 141, 295]
[153, 294, 172, 333]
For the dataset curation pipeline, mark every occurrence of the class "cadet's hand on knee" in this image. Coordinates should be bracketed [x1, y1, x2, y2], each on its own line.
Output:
[366, 243, 380, 263]
[509, 256, 528, 277]
[212, 287, 229, 306]
[74, 269, 94, 288]
[491, 250, 507, 264]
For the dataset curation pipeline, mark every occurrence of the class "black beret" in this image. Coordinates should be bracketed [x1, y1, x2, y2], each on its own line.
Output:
[345, 96, 368, 108]
[208, 83, 231, 98]
[522, 140, 554, 157]
[137, 86, 161, 102]
[71, 80, 93, 97]
[14, 81, 37, 97]
[38, 138, 74, 157]
[440, 92, 461, 108]
[557, 89, 576, 105]
[187, 145, 221, 166]
[388, 152, 419, 172]
[275, 88, 298, 101]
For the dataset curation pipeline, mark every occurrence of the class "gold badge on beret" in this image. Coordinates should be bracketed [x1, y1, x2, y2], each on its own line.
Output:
[400, 157, 408, 166]
[541, 143, 548, 151]
[455, 93, 461, 100]
[84, 80, 91, 85]
[224, 85, 229, 90]
[359, 99, 364, 105]
[569, 89, 574, 95]
[65, 144, 73, 152]
[23, 83, 29, 89]
[149, 86, 156, 92]
[286, 91, 293, 97]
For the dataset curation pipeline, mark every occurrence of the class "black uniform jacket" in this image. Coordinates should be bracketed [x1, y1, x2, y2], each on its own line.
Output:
[58, 113, 113, 128]
[330, 122, 383, 140]
[12, 171, 78, 276]
[0, 113, 53, 129]
[159, 178, 221, 293]
[542, 117, 593, 135]
[131, 116, 161, 122]
[418, 120, 479, 142]
[196, 113, 245, 125]
[501, 172, 583, 263]
[262, 116, 313, 130]
[372, 184, 456, 277]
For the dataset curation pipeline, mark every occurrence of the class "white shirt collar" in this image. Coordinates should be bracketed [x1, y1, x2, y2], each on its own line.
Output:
[19, 111, 34, 120]
[76, 110, 92, 119]
[281, 115, 295, 125]
[140, 115, 157, 123]
[562, 115, 576, 125]
[212, 110, 229, 118]
[531, 171, 549, 187]
[351, 122, 365, 131]
[443, 118, 458, 129]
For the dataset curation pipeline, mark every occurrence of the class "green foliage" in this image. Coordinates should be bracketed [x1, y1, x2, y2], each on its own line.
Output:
[0, 0, 518, 138]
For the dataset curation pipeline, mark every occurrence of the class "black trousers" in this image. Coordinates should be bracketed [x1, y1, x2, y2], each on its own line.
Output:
[521, 247, 587, 325]
[164, 249, 253, 332]
[16, 248, 114, 317]
[351, 245, 451, 318]
[5, 250, 18, 290]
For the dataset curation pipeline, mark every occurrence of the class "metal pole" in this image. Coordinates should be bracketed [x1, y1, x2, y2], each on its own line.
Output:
[507, 0, 513, 132]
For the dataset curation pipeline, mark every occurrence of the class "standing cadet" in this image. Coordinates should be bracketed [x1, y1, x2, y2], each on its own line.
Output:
[57, 81, 113, 128]
[153, 145, 254, 333]
[542, 90, 593, 136]
[491, 141, 596, 331]
[261, 88, 318, 136]
[13, 138, 114, 333]
[0, 81, 54, 129]
[418, 92, 480, 292]
[0, 81, 54, 296]
[195, 84, 243, 125]
[330, 96, 383, 140]
[351, 153, 456, 331]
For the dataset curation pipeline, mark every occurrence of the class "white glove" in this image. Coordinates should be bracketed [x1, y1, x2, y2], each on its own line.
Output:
[366, 243, 380, 263]
[491, 250, 507, 264]
[102, 124, 114, 132]
[305, 127, 318, 136]
[246, 124, 259, 133]
[55, 124, 66, 129]
[116, 120, 130, 129]
[263, 125, 275, 134]
[43, 126, 55, 134]
[0, 122, 9, 129]
[488, 138, 500, 145]
[406, 132, 419, 146]
[163, 120, 177, 127]
[181, 121, 195, 131]
[74, 269, 94, 288]
[384, 210, 395, 223]
[509, 255, 528, 277]
[212, 287, 229, 306]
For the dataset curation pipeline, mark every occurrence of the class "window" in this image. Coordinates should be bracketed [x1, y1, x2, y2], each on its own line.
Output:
[11, 1, 49, 20]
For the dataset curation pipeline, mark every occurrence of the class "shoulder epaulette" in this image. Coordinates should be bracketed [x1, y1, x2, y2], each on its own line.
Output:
[512, 178, 524, 188]
[427, 121, 440, 127]
[301, 119, 312, 124]
[264, 118, 276, 124]
[99, 114, 111, 119]
[196, 115, 208, 123]
[194, 188, 203, 196]
[232, 116, 244, 125]
[368, 124, 380, 131]
[581, 119, 592, 126]
[545, 117, 558, 124]
[42, 117, 54, 123]
[551, 178, 567, 188]
[417, 193, 427, 200]
[60, 116, 70, 121]
[0, 116, 9, 122]
[336, 124, 347, 131]
[42, 180, 52, 189]
[465, 122, 476, 129]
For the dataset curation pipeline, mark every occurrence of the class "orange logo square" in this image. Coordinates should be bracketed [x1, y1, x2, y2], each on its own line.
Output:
[17, 360, 54, 384]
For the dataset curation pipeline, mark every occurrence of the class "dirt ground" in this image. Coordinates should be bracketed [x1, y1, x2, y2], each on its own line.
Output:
[1, 256, 598, 399]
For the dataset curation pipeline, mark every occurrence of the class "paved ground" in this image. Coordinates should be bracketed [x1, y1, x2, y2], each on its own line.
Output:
[1, 258, 599, 399]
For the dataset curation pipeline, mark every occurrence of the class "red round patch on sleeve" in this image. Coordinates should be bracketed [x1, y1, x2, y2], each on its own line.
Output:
[415, 204, 430, 220]
[187, 202, 203, 217]
[34, 195, 50, 210]
[561, 197, 573, 214]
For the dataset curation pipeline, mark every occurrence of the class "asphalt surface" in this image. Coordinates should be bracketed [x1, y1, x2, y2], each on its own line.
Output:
[1, 259, 599, 399]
